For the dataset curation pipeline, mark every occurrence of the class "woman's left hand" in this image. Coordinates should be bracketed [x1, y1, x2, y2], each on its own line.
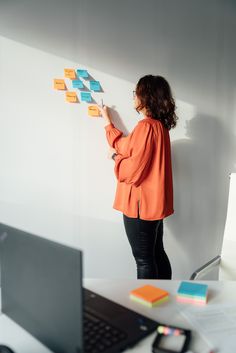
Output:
[107, 147, 117, 160]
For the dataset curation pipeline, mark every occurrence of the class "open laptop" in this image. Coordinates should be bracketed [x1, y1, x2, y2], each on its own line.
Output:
[0, 223, 158, 353]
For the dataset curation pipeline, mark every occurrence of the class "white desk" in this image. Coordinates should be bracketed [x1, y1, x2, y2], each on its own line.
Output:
[1, 279, 236, 353]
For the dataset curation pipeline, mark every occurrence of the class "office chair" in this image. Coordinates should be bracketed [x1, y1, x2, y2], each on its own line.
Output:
[190, 173, 236, 280]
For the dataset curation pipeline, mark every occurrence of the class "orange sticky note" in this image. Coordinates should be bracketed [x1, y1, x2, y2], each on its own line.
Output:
[130, 285, 169, 303]
[54, 79, 66, 90]
[88, 105, 100, 117]
[64, 68, 76, 79]
[66, 91, 78, 103]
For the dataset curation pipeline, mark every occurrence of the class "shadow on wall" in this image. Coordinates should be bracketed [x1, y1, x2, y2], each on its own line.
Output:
[108, 107, 130, 135]
[167, 113, 236, 278]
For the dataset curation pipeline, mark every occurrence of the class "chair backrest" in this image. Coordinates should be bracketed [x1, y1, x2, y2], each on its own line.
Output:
[219, 173, 236, 280]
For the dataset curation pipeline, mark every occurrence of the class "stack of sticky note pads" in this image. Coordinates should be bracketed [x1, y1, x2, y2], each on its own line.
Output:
[130, 284, 169, 307]
[176, 281, 208, 305]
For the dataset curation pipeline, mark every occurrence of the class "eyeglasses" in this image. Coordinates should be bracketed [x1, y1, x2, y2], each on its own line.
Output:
[132, 90, 136, 98]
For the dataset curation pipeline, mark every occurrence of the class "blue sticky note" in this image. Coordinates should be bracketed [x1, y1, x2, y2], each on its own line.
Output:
[89, 80, 101, 92]
[80, 92, 92, 102]
[77, 69, 89, 78]
[177, 281, 208, 299]
[72, 79, 84, 89]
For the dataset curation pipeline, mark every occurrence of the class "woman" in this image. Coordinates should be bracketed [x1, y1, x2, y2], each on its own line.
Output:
[98, 75, 178, 279]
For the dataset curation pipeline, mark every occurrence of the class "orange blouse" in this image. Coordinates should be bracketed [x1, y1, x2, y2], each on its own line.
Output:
[105, 117, 174, 220]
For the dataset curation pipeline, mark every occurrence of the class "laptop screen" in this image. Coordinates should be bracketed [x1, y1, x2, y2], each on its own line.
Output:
[0, 223, 83, 353]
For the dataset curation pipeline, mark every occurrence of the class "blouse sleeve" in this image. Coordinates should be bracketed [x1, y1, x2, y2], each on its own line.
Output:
[104, 123, 124, 153]
[114, 122, 154, 187]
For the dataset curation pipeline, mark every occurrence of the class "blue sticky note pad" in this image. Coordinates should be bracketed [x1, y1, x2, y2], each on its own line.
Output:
[77, 69, 89, 78]
[177, 282, 208, 298]
[72, 79, 84, 89]
[80, 92, 92, 102]
[89, 80, 101, 91]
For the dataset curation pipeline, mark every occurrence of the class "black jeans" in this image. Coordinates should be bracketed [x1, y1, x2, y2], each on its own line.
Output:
[123, 214, 172, 279]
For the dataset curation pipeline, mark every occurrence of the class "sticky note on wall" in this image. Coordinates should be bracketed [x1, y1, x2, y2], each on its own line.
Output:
[88, 105, 100, 117]
[64, 68, 76, 79]
[77, 69, 89, 78]
[81, 92, 92, 102]
[54, 79, 66, 90]
[66, 92, 78, 103]
[72, 79, 84, 89]
[89, 80, 101, 92]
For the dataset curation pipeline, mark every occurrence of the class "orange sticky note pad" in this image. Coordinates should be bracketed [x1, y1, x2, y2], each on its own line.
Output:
[88, 105, 100, 117]
[54, 79, 66, 90]
[64, 68, 76, 79]
[130, 285, 169, 303]
[66, 91, 78, 103]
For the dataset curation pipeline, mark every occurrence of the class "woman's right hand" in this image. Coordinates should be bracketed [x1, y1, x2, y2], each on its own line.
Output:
[97, 105, 112, 125]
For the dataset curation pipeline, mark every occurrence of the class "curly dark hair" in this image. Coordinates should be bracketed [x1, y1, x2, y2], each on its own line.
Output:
[135, 75, 178, 130]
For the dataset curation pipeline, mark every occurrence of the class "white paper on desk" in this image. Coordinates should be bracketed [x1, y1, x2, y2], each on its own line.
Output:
[179, 304, 236, 353]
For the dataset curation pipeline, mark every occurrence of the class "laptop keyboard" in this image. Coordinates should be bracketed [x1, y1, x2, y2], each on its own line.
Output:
[84, 311, 127, 353]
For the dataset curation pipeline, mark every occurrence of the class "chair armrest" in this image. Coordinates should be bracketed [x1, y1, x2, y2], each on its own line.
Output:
[190, 255, 221, 280]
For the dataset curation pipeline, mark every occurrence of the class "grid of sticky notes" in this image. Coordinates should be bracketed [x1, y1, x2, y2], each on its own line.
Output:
[130, 285, 169, 307]
[176, 281, 208, 305]
[53, 68, 102, 117]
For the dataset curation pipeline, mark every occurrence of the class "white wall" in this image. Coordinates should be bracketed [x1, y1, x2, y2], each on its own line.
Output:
[0, 0, 236, 279]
